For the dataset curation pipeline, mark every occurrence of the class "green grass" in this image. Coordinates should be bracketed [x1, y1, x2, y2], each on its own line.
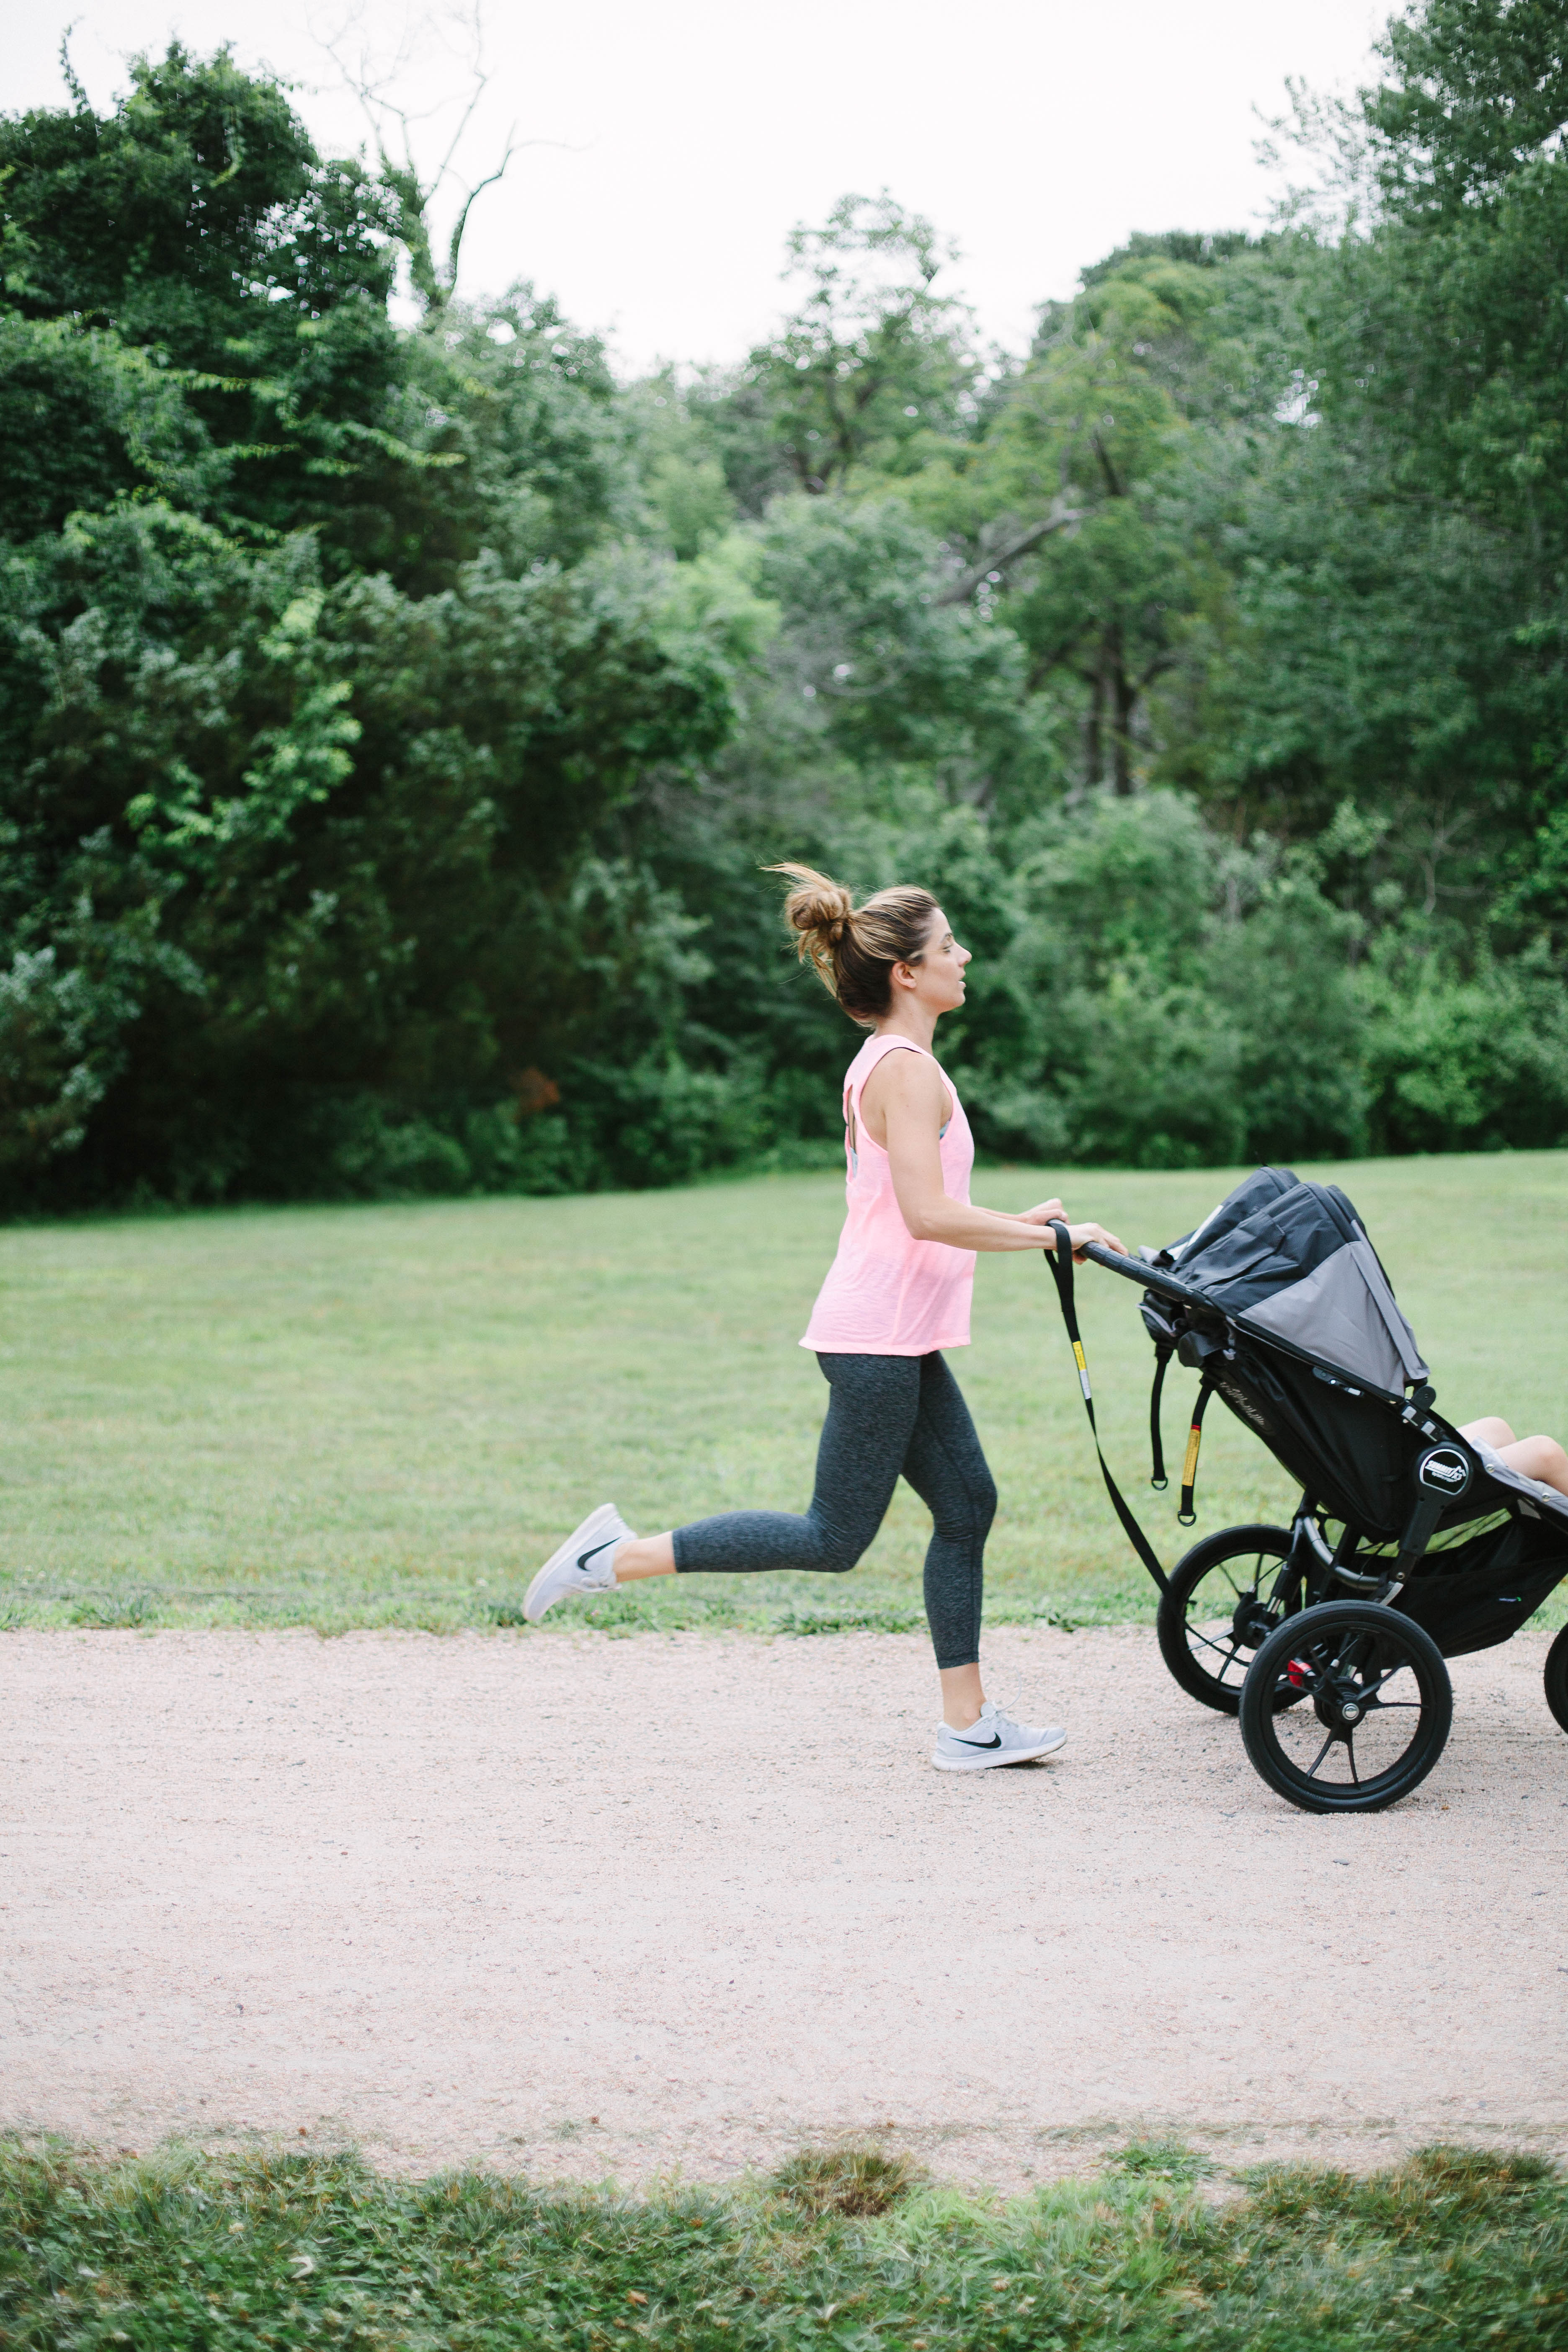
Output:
[2, 1153, 1566, 1634]
[3, 2138, 1567, 2350]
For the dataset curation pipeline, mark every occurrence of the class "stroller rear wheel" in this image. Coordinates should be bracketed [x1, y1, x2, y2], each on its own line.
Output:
[1239, 1602, 1452, 1814]
[1156, 1524, 1305, 1715]
[1545, 1625, 1568, 1735]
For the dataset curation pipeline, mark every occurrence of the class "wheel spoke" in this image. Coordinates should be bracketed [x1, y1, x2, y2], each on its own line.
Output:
[1346, 1732, 1359, 1785]
[1307, 1731, 1335, 1777]
[1168, 1541, 1293, 1700]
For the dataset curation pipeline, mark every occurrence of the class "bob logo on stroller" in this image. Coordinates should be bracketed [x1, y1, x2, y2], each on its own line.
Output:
[1046, 1170, 1568, 1814]
[1417, 1446, 1470, 1496]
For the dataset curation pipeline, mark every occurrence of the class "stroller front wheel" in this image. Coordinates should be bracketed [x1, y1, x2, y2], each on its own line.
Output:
[1545, 1625, 1568, 1735]
[1239, 1601, 1452, 1814]
[1156, 1524, 1305, 1715]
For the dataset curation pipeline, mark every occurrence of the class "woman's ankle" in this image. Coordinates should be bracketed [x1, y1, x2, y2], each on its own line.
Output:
[938, 1662, 985, 1728]
[613, 1532, 677, 1582]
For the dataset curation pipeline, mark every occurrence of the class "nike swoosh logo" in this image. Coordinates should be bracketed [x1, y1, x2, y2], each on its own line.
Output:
[953, 1733, 1002, 1749]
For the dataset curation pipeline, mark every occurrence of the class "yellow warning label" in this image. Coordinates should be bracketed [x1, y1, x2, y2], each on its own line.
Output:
[1182, 1424, 1202, 1484]
[1072, 1340, 1091, 1400]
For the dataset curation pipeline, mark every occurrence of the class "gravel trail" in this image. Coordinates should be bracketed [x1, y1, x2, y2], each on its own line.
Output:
[3, 1625, 1565, 2189]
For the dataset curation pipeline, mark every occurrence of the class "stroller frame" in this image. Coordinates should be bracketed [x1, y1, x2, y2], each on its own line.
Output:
[1044, 1201, 1568, 1814]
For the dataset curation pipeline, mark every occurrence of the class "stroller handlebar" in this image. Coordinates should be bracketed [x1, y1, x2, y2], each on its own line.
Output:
[1078, 1240, 1203, 1306]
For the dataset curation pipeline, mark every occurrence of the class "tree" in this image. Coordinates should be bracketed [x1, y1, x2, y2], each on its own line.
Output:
[1364, 0, 1568, 214]
[1203, 0, 1568, 933]
[0, 45, 751, 1202]
[960, 242, 1249, 791]
[741, 193, 980, 496]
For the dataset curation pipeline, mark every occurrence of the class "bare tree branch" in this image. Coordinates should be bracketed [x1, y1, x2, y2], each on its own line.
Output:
[933, 504, 1088, 605]
[445, 124, 519, 291]
[310, 0, 562, 316]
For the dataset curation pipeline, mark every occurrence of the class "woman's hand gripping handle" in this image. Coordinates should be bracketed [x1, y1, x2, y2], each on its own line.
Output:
[1022, 1201, 1128, 1261]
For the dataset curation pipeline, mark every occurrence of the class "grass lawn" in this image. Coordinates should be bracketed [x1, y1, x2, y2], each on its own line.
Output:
[2, 1152, 1565, 1635]
[3, 2138, 1566, 2350]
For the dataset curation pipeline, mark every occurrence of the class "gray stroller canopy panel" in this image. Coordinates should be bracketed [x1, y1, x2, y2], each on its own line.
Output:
[1163, 1169, 1429, 1397]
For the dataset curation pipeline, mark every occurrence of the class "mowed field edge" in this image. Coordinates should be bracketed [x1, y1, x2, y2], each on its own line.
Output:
[2, 1152, 1565, 1633]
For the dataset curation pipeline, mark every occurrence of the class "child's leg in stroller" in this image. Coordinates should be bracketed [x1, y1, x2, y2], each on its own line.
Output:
[1496, 1436, 1568, 1495]
[1460, 1416, 1516, 1449]
[1460, 1418, 1568, 1496]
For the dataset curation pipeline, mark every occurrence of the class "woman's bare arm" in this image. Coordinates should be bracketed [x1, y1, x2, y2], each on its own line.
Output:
[867, 1051, 1125, 1258]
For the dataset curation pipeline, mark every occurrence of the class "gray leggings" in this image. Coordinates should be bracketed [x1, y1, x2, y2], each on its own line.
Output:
[671, 1351, 996, 1669]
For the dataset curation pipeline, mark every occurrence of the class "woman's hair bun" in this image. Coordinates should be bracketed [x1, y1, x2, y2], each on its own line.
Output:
[766, 863, 855, 944]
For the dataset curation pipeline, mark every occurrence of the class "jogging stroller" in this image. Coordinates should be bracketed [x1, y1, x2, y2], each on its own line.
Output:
[1045, 1169, 1568, 1813]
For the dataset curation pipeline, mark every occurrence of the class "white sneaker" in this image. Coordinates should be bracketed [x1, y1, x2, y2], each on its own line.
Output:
[523, 1504, 632, 1622]
[932, 1700, 1066, 1772]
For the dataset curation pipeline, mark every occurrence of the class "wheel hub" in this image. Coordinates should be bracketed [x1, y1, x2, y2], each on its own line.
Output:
[1230, 1594, 1275, 1651]
[1312, 1673, 1367, 1736]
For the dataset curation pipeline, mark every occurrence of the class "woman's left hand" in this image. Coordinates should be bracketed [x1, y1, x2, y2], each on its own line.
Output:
[1018, 1198, 1067, 1226]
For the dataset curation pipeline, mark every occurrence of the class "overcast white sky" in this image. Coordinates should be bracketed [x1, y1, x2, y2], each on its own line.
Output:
[10, 0, 1389, 373]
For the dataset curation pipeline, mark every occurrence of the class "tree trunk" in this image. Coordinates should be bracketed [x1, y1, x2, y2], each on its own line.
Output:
[1108, 621, 1135, 795]
[1085, 668, 1104, 787]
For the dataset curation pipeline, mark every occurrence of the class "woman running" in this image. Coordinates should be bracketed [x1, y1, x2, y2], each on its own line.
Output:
[524, 865, 1127, 1769]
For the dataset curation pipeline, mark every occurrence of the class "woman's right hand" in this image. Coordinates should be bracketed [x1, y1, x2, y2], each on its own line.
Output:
[1056, 1221, 1126, 1262]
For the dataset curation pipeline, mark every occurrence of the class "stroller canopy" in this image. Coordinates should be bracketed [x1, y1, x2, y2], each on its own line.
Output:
[1161, 1167, 1428, 1397]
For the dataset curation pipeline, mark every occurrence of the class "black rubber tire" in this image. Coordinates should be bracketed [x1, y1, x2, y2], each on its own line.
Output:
[1240, 1601, 1452, 1815]
[1546, 1625, 1568, 1735]
[1156, 1524, 1302, 1715]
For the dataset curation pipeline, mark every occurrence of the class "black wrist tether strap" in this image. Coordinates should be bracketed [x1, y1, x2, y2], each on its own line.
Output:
[1044, 1223, 1170, 1595]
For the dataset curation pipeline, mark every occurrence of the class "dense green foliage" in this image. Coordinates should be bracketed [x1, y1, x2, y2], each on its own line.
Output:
[4, 1, 1568, 1206]
[3, 2138, 1566, 2349]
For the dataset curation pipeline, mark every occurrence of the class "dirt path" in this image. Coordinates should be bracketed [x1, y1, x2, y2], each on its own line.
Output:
[4, 1625, 1566, 2190]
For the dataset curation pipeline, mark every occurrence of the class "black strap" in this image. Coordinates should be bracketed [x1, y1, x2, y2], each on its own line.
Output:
[1045, 1223, 1169, 1595]
[1177, 1374, 1217, 1527]
[1149, 1344, 1172, 1490]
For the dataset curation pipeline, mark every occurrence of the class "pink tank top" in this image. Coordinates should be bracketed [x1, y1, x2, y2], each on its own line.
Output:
[801, 1032, 976, 1357]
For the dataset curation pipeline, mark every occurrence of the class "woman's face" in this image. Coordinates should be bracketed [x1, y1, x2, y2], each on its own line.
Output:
[906, 907, 970, 1014]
